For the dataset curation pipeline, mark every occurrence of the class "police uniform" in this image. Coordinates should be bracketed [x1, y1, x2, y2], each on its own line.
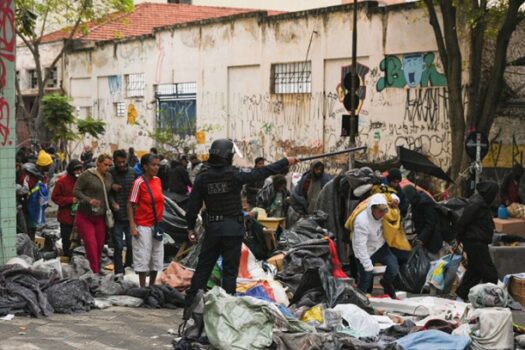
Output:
[185, 157, 290, 302]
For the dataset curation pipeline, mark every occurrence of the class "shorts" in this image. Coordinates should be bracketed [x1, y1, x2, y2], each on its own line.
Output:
[132, 225, 164, 272]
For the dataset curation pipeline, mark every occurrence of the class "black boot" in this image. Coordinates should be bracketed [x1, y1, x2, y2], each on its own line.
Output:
[380, 278, 397, 299]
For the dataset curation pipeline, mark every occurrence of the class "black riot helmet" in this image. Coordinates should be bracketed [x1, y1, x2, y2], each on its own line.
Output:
[208, 139, 235, 167]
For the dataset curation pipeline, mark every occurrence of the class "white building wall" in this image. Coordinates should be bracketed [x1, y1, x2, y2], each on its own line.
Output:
[62, 4, 451, 171]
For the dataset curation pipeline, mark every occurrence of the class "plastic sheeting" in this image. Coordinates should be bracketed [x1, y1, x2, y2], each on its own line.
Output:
[333, 304, 380, 338]
[204, 287, 274, 350]
[453, 308, 513, 350]
[468, 283, 511, 308]
[289, 266, 372, 313]
[396, 330, 470, 350]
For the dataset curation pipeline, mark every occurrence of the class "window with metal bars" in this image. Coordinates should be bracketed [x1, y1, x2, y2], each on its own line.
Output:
[45, 67, 58, 88]
[114, 102, 126, 117]
[125, 73, 145, 97]
[155, 82, 197, 96]
[28, 69, 38, 89]
[271, 61, 312, 94]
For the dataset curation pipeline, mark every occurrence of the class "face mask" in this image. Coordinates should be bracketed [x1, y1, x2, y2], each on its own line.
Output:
[75, 173, 80, 178]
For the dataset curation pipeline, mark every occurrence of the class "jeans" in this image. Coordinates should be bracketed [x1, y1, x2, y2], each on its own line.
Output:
[112, 220, 133, 274]
[357, 243, 400, 293]
[185, 233, 243, 306]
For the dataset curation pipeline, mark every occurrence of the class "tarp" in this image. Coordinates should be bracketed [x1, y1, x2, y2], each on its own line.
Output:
[355, 146, 453, 183]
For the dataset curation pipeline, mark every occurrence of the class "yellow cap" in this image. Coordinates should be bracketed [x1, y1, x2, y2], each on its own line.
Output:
[36, 150, 53, 167]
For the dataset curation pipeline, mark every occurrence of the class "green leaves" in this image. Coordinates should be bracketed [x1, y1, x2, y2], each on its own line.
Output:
[77, 117, 106, 138]
[42, 94, 106, 145]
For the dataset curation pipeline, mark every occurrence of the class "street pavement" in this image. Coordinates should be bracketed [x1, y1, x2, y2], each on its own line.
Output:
[0, 307, 183, 350]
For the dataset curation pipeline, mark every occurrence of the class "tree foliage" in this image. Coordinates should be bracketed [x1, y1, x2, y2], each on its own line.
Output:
[77, 117, 106, 138]
[15, 0, 133, 142]
[42, 93, 76, 145]
[421, 0, 525, 189]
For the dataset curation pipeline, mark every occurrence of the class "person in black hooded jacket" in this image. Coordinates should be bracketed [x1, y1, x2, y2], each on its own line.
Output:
[455, 181, 499, 301]
[403, 185, 442, 255]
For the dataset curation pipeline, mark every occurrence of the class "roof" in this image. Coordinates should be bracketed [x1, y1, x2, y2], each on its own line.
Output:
[40, 2, 275, 44]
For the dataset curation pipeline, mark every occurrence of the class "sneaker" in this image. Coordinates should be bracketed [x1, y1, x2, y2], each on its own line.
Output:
[380, 278, 397, 299]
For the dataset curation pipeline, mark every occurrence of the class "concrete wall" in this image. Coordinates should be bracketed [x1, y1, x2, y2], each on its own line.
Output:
[61, 4, 452, 173]
[0, 0, 18, 263]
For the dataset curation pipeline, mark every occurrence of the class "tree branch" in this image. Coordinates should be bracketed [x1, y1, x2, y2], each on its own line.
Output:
[466, 0, 487, 129]
[478, 0, 525, 132]
[422, 0, 449, 73]
[16, 32, 36, 57]
[508, 56, 525, 66]
[36, 7, 50, 45]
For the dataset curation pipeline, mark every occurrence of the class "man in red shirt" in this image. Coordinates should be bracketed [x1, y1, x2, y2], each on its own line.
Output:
[52, 160, 83, 256]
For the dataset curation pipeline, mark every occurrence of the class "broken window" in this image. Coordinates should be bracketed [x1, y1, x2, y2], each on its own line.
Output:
[271, 61, 312, 94]
[28, 69, 38, 89]
[45, 67, 58, 88]
[114, 102, 126, 117]
[125, 73, 145, 97]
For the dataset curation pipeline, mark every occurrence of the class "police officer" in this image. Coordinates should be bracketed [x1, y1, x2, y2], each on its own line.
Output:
[184, 139, 299, 312]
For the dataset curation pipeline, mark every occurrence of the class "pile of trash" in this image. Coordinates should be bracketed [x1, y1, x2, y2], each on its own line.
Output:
[170, 209, 524, 350]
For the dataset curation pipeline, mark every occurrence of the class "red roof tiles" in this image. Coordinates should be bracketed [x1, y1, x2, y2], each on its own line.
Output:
[40, 2, 271, 44]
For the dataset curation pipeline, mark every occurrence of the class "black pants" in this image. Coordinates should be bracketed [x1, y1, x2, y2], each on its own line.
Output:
[456, 242, 498, 300]
[185, 234, 243, 305]
[112, 221, 133, 274]
[60, 223, 73, 257]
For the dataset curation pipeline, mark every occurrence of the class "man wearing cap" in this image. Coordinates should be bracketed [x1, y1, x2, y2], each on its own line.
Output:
[52, 159, 83, 256]
[20, 150, 53, 239]
[351, 193, 400, 298]
[184, 139, 299, 318]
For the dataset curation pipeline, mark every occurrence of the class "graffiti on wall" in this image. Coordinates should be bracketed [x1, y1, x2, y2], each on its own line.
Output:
[0, 0, 15, 146]
[376, 52, 447, 92]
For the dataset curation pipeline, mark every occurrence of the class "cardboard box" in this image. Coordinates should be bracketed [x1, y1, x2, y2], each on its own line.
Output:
[494, 218, 525, 235]
[267, 253, 285, 271]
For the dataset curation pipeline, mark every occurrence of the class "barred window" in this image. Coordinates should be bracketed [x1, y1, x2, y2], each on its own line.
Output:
[125, 73, 145, 97]
[155, 82, 197, 96]
[114, 102, 126, 117]
[271, 61, 312, 94]
[45, 67, 58, 88]
[28, 69, 38, 89]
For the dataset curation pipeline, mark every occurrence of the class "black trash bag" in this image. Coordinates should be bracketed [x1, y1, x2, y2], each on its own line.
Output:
[290, 266, 373, 314]
[244, 218, 271, 260]
[163, 196, 189, 244]
[44, 279, 94, 313]
[276, 239, 331, 293]
[126, 285, 185, 309]
[396, 245, 431, 293]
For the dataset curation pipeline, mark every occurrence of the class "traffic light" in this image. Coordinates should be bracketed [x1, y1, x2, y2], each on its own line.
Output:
[341, 71, 360, 138]
[343, 72, 360, 113]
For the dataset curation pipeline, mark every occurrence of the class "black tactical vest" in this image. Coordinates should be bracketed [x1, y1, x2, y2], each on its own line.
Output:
[200, 167, 242, 217]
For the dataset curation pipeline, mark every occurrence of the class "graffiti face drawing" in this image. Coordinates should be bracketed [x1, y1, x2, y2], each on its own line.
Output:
[403, 54, 425, 88]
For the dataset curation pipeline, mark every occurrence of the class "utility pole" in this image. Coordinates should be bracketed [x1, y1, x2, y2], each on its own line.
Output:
[349, 0, 358, 169]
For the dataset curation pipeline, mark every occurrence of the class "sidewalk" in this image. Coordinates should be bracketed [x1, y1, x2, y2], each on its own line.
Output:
[0, 307, 183, 350]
